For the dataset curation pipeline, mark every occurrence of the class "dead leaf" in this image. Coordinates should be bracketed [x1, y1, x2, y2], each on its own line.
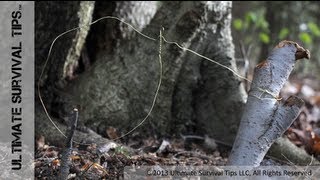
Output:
[70, 155, 81, 161]
[81, 162, 92, 172]
[310, 95, 320, 107]
[106, 126, 119, 139]
[310, 129, 320, 155]
[52, 159, 60, 169]
[36, 135, 45, 149]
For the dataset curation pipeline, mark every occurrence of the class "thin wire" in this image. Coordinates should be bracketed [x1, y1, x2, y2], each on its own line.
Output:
[112, 29, 163, 140]
[39, 16, 253, 145]
[91, 16, 156, 41]
[38, 16, 156, 145]
[161, 36, 252, 83]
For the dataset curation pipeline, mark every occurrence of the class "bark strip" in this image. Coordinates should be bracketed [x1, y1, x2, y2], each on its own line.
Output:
[227, 41, 309, 166]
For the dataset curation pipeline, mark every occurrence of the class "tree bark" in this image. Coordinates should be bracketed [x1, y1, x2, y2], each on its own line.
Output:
[35, 2, 318, 166]
[269, 137, 320, 165]
[228, 41, 310, 166]
[35, 2, 245, 146]
[35, 1, 95, 137]
[192, 2, 247, 143]
[259, 2, 303, 61]
[57, 1, 247, 140]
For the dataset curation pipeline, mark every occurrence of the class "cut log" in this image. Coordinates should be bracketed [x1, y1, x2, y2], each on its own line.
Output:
[227, 41, 310, 166]
[269, 137, 320, 165]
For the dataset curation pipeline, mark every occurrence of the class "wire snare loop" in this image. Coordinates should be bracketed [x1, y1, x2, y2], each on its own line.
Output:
[39, 16, 253, 145]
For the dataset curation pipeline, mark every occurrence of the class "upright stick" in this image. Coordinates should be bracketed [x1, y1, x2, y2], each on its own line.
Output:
[227, 41, 309, 166]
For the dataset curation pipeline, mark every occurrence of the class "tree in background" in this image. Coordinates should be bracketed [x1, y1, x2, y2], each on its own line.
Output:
[232, 1, 320, 79]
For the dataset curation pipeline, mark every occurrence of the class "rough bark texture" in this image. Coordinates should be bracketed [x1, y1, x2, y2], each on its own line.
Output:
[36, 1, 78, 106]
[36, 2, 245, 145]
[65, 1, 160, 136]
[63, 2, 95, 80]
[228, 41, 309, 166]
[58, 2, 246, 141]
[269, 137, 320, 165]
[35, 2, 318, 166]
[35, 2, 95, 136]
[59, 109, 79, 180]
[192, 2, 247, 142]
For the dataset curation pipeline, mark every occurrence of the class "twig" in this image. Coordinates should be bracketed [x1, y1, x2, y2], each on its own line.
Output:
[239, 41, 252, 92]
[173, 150, 212, 161]
[180, 134, 232, 148]
[59, 108, 79, 180]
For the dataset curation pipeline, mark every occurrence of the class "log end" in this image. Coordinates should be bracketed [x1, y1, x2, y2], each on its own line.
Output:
[274, 40, 310, 60]
[296, 48, 310, 60]
[283, 95, 304, 108]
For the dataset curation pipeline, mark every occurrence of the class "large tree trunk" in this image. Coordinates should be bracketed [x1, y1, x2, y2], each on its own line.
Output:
[36, 2, 245, 144]
[35, 1, 96, 143]
[192, 2, 247, 143]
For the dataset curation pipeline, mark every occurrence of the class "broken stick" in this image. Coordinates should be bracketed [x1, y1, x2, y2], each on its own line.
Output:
[227, 41, 310, 166]
[59, 108, 79, 179]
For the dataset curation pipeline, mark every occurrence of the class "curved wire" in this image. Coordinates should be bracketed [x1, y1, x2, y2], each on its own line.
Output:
[112, 29, 163, 140]
[39, 16, 252, 145]
[38, 16, 157, 145]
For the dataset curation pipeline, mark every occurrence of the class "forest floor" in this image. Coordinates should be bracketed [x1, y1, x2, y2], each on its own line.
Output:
[34, 77, 320, 179]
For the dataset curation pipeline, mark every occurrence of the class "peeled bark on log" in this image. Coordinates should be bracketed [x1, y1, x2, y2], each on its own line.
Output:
[227, 41, 310, 166]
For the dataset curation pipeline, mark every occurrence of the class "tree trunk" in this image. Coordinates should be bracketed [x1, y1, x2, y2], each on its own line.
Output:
[35, 1, 95, 143]
[36, 2, 245, 144]
[259, 2, 303, 61]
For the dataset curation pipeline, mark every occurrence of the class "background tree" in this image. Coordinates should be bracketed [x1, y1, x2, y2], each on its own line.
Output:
[232, 1, 320, 79]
